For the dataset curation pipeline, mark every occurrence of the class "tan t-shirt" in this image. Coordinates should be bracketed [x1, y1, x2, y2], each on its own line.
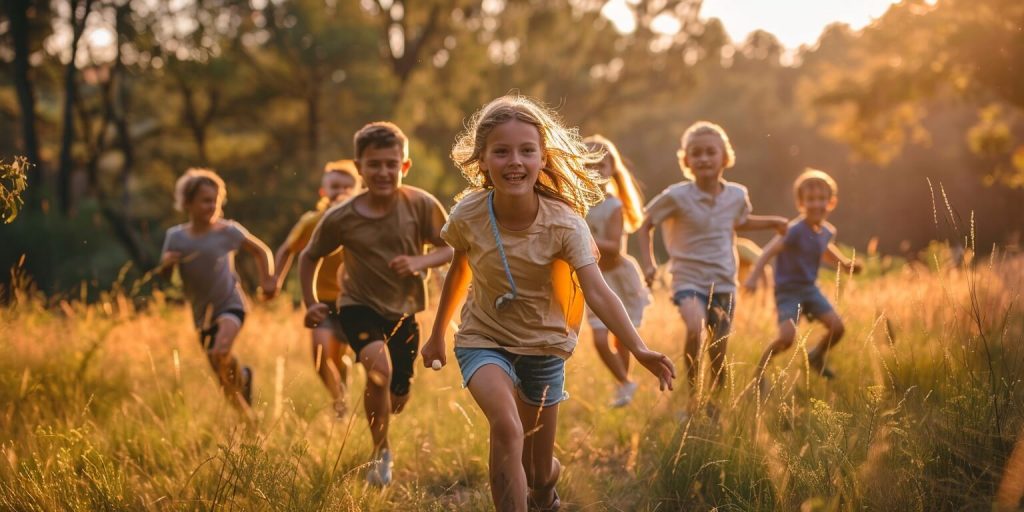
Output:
[645, 180, 752, 293]
[283, 208, 343, 303]
[305, 186, 448, 319]
[441, 190, 599, 358]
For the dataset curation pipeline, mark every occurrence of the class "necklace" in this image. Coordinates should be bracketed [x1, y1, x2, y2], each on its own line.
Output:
[487, 190, 518, 310]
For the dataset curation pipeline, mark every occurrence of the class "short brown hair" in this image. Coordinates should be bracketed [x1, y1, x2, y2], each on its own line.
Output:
[793, 168, 838, 203]
[173, 168, 226, 212]
[353, 122, 408, 160]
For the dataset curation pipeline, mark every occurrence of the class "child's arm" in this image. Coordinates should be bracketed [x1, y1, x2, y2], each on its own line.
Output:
[744, 234, 784, 292]
[593, 208, 624, 261]
[240, 231, 278, 298]
[273, 243, 296, 290]
[736, 214, 788, 234]
[389, 203, 455, 276]
[298, 247, 329, 326]
[636, 215, 658, 287]
[578, 264, 676, 390]
[157, 251, 180, 281]
[420, 250, 473, 368]
[273, 245, 296, 292]
[823, 243, 862, 273]
[389, 246, 454, 277]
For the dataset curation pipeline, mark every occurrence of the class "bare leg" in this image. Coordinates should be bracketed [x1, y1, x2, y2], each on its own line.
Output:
[592, 328, 629, 384]
[518, 396, 560, 509]
[312, 328, 346, 407]
[809, 311, 845, 376]
[468, 365, 527, 512]
[207, 316, 244, 407]
[706, 301, 734, 392]
[358, 341, 392, 454]
[676, 297, 709, 396]
[753, 320, 797, 391]
[612, 335, 631, 377]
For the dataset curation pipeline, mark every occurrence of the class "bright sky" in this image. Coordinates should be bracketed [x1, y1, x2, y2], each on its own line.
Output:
[700, 0, 898, 48]
[602, 0, 899, 48]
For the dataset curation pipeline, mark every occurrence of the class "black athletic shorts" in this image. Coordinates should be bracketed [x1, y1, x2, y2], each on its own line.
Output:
[198, 308, 246, 351]
[315, 302, 349, 344]
[337, 305, 419, 396]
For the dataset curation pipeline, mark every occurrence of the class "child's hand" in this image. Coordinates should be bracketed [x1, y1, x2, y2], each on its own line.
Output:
[420, 335, 447, 369]
[635, 349, 675, 391]
[774, 218, 788, 235]
[259, 276, 278, 300]
[160, 250, 181, 268]
[304, 303, 330, 328]
[642, 265, 657, 288]
[743, 275, 758, 293]
[389, 255, 423, 277]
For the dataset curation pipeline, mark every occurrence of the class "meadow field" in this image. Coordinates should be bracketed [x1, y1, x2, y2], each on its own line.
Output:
[1, 249, 1022, 511]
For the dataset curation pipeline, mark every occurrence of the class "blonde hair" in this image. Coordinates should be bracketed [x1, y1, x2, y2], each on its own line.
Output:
[173, 168, 226, 213]
[451, 95, 605, 216]
[793, 168, 838, 203]
[678, 121, 736, 180]
[584, 135, 645, 233]
[324, 159, 361, 184]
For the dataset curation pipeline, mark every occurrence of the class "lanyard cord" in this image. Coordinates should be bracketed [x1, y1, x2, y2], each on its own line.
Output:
[487, 190, 518, 307]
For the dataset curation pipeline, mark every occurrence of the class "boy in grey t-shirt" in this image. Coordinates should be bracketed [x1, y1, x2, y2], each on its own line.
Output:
[160, 169, 276, 411]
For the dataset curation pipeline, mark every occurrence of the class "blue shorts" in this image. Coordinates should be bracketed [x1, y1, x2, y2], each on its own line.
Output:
[454, 347, 568, 407]
[671, 289, 736, 335]
[775, 285, 834, 324]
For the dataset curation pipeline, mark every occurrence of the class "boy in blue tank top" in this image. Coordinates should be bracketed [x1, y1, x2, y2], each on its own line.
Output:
[744, 169, 861, 394]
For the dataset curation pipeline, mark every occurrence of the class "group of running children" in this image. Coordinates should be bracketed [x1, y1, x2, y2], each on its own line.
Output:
[159, 95, 861, 511]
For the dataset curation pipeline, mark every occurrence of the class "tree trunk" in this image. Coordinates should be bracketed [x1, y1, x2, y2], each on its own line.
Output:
[57, 0, 94, 215]
[307, 81, 320, 168]
[8, 0, 43, 196]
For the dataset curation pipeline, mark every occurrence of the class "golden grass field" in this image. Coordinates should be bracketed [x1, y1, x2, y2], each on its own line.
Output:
[1, 251, 1022, 511]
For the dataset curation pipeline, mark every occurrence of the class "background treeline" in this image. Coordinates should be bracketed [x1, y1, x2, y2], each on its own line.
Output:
[1, 0, 1022, 295]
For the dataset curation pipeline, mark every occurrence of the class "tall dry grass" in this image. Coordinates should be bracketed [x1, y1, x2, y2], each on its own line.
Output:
[0, 250, 1021, 511]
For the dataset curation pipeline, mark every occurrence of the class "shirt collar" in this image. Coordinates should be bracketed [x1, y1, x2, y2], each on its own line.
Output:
[688, 179, 729, 204]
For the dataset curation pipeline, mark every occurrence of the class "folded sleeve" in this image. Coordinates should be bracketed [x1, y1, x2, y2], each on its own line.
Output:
[304, 210, 345, 260]
[644, 188, 677, 226]
[560, 216, 599, 270]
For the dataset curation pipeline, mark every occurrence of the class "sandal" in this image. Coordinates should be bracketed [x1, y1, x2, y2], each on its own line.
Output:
[528, 457, 562, 512]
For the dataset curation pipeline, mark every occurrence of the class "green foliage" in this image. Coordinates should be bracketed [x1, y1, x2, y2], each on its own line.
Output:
[0, 157, 29, 224]
[2, 0, 1022, 296]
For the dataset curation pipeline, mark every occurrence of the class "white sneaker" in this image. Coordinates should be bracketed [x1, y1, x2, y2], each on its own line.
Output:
[610, 381, 638, 408]
[365, 449, 393, 486]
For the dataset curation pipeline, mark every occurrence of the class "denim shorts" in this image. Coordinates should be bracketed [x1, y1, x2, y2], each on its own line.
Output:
[775, 285, 834, 324]
[454, 347, 568, 407]
[671, 289, 736, 334]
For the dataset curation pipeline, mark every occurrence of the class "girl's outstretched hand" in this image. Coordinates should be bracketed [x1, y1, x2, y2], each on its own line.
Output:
[636, 349, 676, 391]
[420, 335, 447, 369]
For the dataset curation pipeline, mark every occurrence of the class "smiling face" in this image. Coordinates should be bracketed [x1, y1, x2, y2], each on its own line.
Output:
[322, 171, 358, 204]
[797, 182, 835, 225]
[356, 144, 409, 200]
[482, 119, 546, 199]
[681, 133, 727, 182]
[186, 183, 221, 224]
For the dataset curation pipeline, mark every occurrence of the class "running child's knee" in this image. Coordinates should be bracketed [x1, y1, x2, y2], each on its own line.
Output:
[829, 321, 846, 340]
[490, 414, 525, 445]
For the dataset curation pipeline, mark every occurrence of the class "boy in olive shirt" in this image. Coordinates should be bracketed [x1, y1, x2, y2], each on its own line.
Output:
[299, 122, 452, 486]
